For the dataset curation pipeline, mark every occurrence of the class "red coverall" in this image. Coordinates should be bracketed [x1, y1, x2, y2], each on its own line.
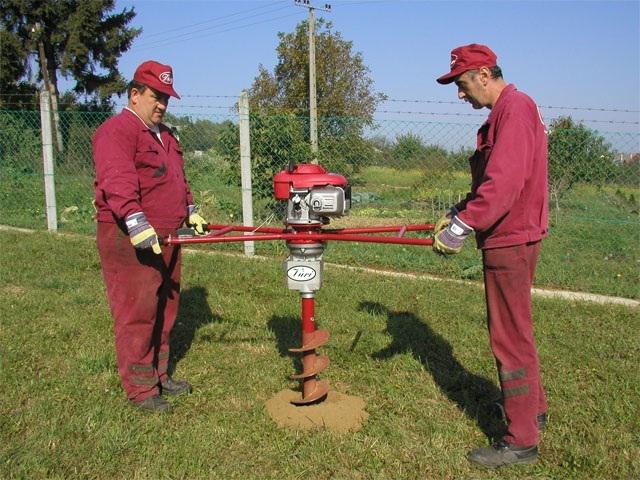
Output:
[93, 108, 193, 403]
[455, 84, 549, 447]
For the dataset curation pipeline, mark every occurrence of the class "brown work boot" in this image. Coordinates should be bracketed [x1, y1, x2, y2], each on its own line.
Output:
[161, 377, 192, 396]
[468, 441, 538, 468]
[132, 395, 171, 413]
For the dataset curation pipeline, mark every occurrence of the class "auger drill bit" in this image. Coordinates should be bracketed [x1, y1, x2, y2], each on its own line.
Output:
[288, 293, 330, 404]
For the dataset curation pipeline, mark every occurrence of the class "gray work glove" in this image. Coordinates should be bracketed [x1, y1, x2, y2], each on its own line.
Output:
[433, 215, 473, 255]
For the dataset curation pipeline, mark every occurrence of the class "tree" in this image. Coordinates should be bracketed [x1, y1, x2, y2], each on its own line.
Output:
[0, 1, 140, 108]
[238, 18, 385, 198]
[390, 133, 454, 172]
[0, 111, 41, 173]
[163, 113, 233, 153]
[548, 116, 616, 209]
[0, 28, 38, 109]
[392, 133, 426, 165]
[215, 114, 313, 201]
[248, 18, 385, 121]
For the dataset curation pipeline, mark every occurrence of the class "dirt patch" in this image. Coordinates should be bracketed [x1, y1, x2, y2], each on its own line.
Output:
[2, 285, 27, 296]
[265, 389, 368, 433]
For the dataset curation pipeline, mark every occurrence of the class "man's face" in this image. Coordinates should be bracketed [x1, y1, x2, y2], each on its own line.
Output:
[129, 87, 170, 127]
[454, 70, 488, 110]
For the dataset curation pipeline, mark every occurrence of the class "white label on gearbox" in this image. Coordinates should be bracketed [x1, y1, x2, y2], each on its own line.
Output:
[287, 266, 317, 281]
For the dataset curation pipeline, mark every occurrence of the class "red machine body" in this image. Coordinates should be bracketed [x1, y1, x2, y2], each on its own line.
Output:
[273, 163, 348, 200]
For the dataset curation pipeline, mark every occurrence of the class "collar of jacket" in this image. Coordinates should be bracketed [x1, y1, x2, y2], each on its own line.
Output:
[485, 83, 517, 125]
[123, 107, 161, 133]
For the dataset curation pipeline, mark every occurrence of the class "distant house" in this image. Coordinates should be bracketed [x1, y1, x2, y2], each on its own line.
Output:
[623, 153, 639, 165]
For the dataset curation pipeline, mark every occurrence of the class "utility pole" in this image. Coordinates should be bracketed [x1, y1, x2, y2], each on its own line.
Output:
[294, 0, 331, 163]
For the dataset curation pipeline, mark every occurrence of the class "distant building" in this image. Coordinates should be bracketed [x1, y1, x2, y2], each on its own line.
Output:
[621, 153, 639, 165]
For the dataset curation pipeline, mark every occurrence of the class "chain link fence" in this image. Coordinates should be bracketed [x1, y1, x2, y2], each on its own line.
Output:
[1, 104, 638, 234]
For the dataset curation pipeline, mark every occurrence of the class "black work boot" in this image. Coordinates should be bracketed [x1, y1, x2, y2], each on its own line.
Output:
[132, 395, 171, 413]
[161, 377, 192, 396]
[468, 441, 538, 468]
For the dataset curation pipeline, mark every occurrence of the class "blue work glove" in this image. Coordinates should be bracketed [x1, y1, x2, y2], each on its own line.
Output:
[125, 212, 161, 254]
[186, 205, 209, 235]
[434, 206, 459, 233]
[433, 215, 473, 255]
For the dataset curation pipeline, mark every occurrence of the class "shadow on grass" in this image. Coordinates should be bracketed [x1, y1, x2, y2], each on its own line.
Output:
[361, 301, 504, 441]
[169, 286, 222, 374]
[267, 315, 303, 377]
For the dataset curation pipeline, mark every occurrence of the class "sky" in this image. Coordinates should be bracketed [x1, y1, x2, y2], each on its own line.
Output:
[109, 0, 639, 132]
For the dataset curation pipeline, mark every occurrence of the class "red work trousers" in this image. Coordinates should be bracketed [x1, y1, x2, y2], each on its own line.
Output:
[482, 241, 547, 447]
[97, 222, 181, 403]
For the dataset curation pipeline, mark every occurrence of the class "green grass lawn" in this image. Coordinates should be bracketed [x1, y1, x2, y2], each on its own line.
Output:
[1, 230, 638, 479]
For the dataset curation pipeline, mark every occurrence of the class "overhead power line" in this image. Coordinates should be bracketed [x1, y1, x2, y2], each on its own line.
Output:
[141, 1, 288, 39]
[132, 7, 300, 51]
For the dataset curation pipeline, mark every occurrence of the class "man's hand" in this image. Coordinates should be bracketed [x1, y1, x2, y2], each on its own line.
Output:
[187, 205, 208, 235]
[126, 212, 161, 254]
[434, 206, 458, 233]
[433, 215, 473, 255]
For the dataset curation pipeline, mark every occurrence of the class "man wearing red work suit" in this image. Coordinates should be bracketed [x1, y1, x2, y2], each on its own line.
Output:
[93, 61, 209, 412]
[433, 44, 549, 468]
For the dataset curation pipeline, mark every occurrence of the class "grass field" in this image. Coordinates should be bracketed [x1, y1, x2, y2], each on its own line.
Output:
[1, 230, 638, 479]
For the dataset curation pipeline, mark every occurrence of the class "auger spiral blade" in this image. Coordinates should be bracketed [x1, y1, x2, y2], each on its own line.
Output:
[289, 294, 330, 405]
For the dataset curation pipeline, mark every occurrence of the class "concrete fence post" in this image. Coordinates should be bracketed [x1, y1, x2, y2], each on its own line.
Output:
[39, 89, 57, 232]
[239, 90, 254, 256]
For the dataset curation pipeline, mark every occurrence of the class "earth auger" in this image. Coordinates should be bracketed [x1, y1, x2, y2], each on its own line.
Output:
[161, 163, 434, 405]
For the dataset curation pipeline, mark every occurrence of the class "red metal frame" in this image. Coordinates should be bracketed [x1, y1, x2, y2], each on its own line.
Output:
[161, 223, 435, 247]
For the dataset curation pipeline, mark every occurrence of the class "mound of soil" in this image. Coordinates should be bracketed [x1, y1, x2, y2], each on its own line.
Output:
[265, 389, 368, 433]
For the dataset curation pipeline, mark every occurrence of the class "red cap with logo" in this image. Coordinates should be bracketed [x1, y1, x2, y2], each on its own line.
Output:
[133, 60, 180, 99]
[436, 44, 498, 85]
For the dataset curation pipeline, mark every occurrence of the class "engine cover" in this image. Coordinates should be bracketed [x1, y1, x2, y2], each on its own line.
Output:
[273, 164, 351, 225]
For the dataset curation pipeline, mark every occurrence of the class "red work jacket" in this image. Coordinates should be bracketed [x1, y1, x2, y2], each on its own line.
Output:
[93, 109, 193, 229]
[455, 84, 549, 250]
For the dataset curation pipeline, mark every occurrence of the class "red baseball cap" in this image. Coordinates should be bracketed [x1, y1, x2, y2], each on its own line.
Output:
[133, 60, 181, 99]
[436, 44, 498, 85]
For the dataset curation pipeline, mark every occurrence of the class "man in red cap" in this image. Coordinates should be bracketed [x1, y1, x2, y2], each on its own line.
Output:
[433, 44, 549, 468]
[92, 60, 209, 412]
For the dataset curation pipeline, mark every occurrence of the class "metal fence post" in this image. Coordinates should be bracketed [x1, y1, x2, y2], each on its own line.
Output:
[239, 90, 254, 256]
[39, 89, 57, 232]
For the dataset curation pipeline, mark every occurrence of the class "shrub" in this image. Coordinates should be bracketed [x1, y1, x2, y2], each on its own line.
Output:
[548, 116, 616, 208]
[0, 111, 41, 174]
